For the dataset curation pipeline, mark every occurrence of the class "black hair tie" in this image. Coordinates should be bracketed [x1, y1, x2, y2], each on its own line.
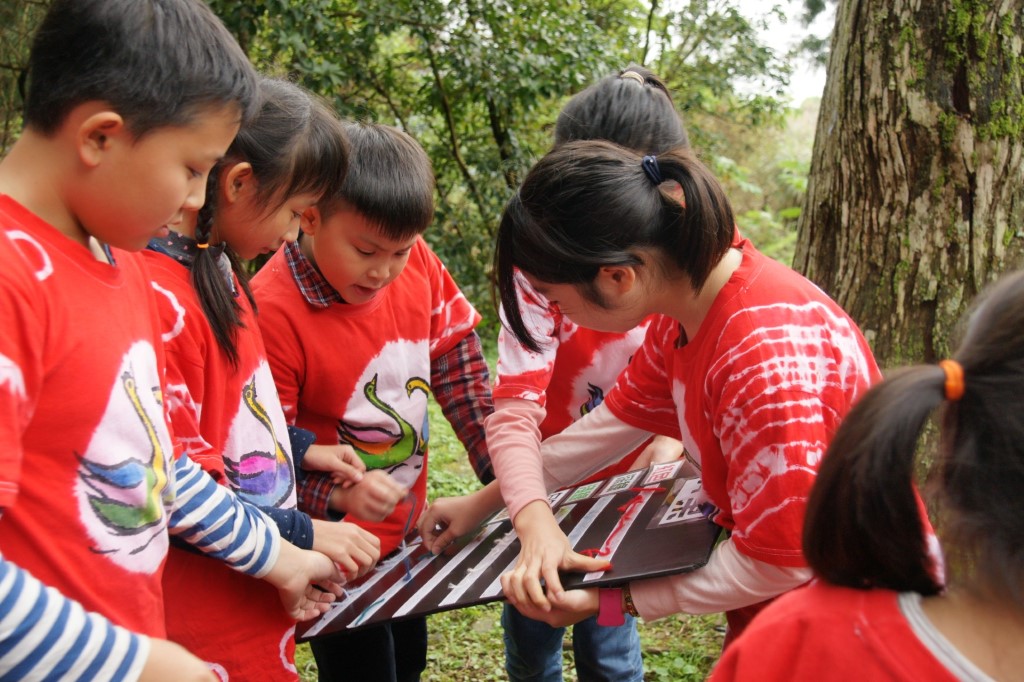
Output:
[641, 155, 663, 185]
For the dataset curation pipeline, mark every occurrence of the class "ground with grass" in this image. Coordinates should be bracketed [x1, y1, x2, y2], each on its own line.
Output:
[296, 400, 725, 681]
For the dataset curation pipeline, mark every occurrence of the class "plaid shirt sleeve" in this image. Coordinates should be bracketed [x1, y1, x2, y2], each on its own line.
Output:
[431, 330, 494, 484]
[296, 471, 339, 521]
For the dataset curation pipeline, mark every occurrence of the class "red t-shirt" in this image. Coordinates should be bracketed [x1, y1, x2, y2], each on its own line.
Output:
[605, 240, 881, 568]
[252, 237, 480, 554]
[0, 196, 175, 636]
[711, 582, 962, 681]
[144, 249, 299, 680]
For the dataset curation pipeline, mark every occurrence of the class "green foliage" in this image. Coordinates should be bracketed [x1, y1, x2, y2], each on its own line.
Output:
[0, 0, 46, 154]
[0, 1, 810, 328]
[198, 0, 803, 329]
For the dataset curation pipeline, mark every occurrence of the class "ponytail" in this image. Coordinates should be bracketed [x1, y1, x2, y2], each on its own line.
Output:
[803, 366, 945, 595]
[807, 269, 1024, 606]
[185, 76, 347, 367]
[191, 168, 256, 368]
[553, 64, 689, 153]
[641, 151, 735, 293]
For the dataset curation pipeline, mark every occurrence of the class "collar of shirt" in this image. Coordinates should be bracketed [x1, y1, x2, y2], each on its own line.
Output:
[283, 239, 345, 309]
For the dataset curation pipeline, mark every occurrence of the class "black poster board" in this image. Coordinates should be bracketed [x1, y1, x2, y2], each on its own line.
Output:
[297, 460, 721, 641]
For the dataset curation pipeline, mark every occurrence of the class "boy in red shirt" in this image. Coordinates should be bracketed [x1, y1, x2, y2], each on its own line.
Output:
[0, 1, 340, 678]
[252, 121, 493, 682]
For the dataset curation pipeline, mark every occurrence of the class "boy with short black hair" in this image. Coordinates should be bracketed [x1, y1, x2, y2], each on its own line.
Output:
[252, 121, 494, 682]
[0, 1, 339, 678]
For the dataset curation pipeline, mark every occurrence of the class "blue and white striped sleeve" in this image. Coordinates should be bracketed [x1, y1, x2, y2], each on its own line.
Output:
[167, 454, 281, 578]
[0, 552, 149, 681]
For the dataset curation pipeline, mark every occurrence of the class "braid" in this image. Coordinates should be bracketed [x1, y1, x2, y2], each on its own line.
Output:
[190, 163, 246, 367]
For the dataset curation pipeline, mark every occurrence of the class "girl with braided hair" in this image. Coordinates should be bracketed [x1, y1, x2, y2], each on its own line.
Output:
[143, 75, 382, 680]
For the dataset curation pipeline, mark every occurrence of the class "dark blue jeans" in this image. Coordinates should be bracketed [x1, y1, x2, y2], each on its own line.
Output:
[309, 617, 427, 682]
[502, 603, 643, 682]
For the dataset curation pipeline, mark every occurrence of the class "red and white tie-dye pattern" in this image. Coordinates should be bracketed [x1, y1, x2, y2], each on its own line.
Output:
[494, 271, 655, 467]
[606, 240, 882, 568]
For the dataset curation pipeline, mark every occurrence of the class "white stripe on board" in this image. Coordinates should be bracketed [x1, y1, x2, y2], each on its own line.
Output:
[478, 496, 613, 601]
[302, 541, 422, 637]
[479, 505, 576, 600]
[393, 522, 506, 617]
[581, 489, 659, 582]
[348, 544, 438, 628]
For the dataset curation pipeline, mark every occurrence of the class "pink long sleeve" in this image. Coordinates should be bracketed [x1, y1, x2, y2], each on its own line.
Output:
[483, 398, 548, 520]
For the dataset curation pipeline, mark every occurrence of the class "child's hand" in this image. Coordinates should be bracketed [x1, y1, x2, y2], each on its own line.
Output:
[634, 435, 684, 469]
[262, 540, 344, 621]
[303, 443, 366, 488]
[506, 585, 600, 629]
[328, 469, 407, 522]
[311, 518, 381, 580]
[140, 638, 218, 681]
[418, 482, 504, 554]
[500, 500, 611, 611]
[417, 496, 481, 554]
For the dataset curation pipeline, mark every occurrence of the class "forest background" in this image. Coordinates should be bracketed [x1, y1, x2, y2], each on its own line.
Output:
[2, 0, 1022, 679]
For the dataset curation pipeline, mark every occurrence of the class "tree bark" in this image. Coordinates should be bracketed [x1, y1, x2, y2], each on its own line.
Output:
[795, 0, 1024, 367]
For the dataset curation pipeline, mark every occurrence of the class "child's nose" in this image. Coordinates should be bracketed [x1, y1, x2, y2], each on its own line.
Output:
[368, 262, 390, 283]
[282, 223, 301, 243]
[183, 182, 206, 211]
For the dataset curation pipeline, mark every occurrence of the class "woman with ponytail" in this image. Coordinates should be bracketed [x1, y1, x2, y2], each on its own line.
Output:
[712, 270, 1024, 681]
[142, 76, 382, 680]
[491, 141, 881, 647]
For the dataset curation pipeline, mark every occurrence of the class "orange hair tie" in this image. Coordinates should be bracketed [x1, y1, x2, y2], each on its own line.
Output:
[196, 241, 211, 249]
[938, 359, 964, 401]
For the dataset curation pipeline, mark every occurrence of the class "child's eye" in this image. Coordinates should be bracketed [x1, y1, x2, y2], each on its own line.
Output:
[187, 167, 203, 179]
[356, 248, 374, 256]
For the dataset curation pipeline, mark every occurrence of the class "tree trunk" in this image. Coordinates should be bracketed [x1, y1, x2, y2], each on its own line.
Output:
[794, 0, 1024, 368]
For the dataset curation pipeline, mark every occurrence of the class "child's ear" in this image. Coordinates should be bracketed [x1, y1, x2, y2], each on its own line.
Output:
[596, 264, 637, 299]
[300, 206, 321, 236]
[220, 162, 254, 205]
[77, 111, 125, 168]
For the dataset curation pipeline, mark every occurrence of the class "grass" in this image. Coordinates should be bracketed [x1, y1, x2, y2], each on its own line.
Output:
[296, 400, 725, 681]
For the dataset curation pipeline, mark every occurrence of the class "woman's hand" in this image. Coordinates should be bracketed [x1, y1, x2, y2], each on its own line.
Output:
[505, 586, 600, 628]
[500, 500, 611, 611]
[634, 435, 684, 468]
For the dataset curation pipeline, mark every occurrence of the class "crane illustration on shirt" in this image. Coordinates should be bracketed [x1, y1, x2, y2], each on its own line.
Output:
[79, 371, 171, 537]
[224, 377, 295, 507]
[337, 374, 430, 469]
[579, 382, 604, 417]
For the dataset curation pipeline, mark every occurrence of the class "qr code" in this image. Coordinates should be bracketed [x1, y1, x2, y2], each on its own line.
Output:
[566, 482, 601, 502]
[658, 477, 705, 525]
[599, 471, 643, 496]
[547, 489, 569, 507]
[643, 461, 681, 485]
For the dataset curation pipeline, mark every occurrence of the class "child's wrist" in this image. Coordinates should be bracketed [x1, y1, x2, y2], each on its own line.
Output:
[622, 583, 640, 618]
